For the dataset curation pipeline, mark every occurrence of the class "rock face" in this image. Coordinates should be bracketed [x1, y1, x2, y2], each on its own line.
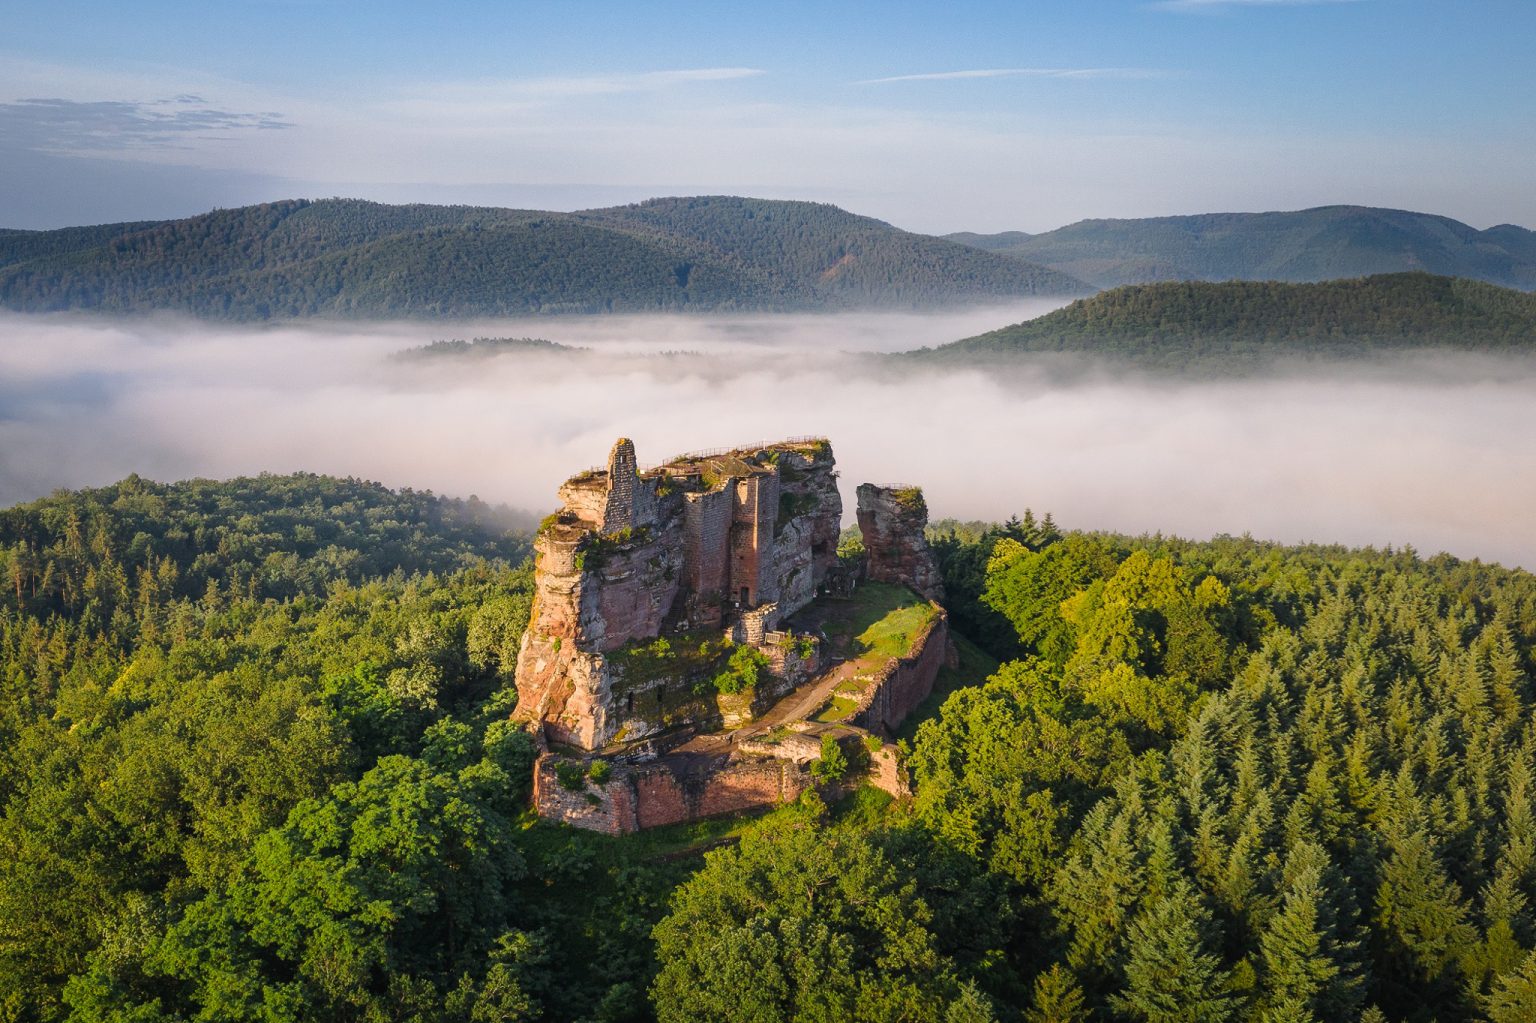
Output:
[514, 437, 842, 751]
[856, 483, 945, 602]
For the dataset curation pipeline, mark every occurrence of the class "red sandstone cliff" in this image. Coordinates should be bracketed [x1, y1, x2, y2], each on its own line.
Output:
[856, 483, 946, 602]
[514, 437, 841, 751]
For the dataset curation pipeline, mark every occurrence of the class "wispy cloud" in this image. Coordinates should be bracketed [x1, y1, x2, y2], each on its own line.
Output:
[468, 67, 765, 100]
[859, 68, 1168, 85]
[1151, 0, 1362, 11]
[0, 97, 290, 154]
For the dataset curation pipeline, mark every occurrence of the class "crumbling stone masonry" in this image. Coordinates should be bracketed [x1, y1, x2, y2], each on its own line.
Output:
[517, 436, 956, 832]
[514, 437, 841, 751]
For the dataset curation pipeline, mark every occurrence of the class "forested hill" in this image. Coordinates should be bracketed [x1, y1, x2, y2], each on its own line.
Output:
[0, 472, 533, 618]
[0, 196, 1088, 318]
[915, 272, 1536, 368]
[7, 469, 1536, 1021]
[947, 205, 1536, 290]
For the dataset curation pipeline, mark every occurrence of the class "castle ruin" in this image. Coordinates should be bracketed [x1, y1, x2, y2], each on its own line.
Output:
[515, 437, 953, 832]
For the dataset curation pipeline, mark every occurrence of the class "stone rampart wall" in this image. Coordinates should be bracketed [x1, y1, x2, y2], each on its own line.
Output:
[867, 744, 912, 798]
[533, 752, 816, 834]
[850, 608, 952, 735]
[683, 487, 733, 614]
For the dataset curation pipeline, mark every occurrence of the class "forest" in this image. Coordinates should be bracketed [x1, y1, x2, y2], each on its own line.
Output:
[0, 197, 1083, 319]
[2, 476, 1535, 1022]
[945, 206, 1536, 290]
[916, 272, 1536, 370]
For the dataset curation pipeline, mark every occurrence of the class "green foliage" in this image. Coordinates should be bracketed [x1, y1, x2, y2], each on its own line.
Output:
[10, 473, 1536, 1023]
[0, 473, 664, 1022]
[920, 272, 1536, 369]
[556, 760, 589, 791]
[1110, 881, 1237, 1023]
[1026, 964, 1090, 1023]
[149, 753, 533, 1020]
[650, 797, 1006, 1023]
[928, 511, 1061, 660]
[912, 522, 1536, 1023]
[711, 643, 769, 695]
[0, 471, 531, 628]
[395, 336, 582, 359]
[810, 734, 849, 783]
[1486, 950, 1536, 1023]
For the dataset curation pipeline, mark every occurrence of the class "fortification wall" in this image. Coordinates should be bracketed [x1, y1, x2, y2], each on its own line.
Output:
[683, 487, 733, 620]
[867, 744, 912, 798]
[533, 752, 817, 835]
[850, 608, 954, 735]
[729, 474, 780, 607]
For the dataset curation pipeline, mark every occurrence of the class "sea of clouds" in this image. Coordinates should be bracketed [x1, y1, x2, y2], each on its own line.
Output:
[3, 302, 1535, 569]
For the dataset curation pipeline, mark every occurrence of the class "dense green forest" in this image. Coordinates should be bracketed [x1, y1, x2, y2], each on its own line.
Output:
[3, 475, 1536, 1022]
[0, 197, 1086, 319]
[912, 272, 1536, 369]
[946, 206, 1536, 290]
[394, 337, 585, 361]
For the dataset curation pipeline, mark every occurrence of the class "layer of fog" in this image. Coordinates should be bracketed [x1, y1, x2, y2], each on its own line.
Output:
[4, 307, 1536, 570]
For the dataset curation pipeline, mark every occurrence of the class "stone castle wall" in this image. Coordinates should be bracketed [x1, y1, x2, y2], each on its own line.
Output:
[531, 614, 946, 833]
[683, 487, 733, 624]
[533, 751, 818, 835]
[850, 609, 956, 734]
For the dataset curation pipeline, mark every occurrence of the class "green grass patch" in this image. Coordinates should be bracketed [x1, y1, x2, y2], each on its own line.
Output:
[816, 581, 939, 666]
[856, 599, 939, 661]
[820, 581, 921, 640]
[814, 695, 860, 723]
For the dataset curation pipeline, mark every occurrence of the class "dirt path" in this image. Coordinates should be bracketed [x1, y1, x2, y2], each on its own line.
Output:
[749, 661, 855, 733]
[673, 660, 855, 753]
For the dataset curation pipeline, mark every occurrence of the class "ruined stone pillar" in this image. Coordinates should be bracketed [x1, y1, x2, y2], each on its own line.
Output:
[856, 483, 946, 602]
[603, 438, 638, 531]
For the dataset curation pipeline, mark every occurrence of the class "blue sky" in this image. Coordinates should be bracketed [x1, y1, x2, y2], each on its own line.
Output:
[1, 0, 1532, 232]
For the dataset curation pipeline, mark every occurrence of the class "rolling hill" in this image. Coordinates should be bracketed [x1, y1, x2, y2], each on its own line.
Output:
[0, 196, 1088, 319]
[910, 272, 1536, 368]
[946, 206, 1536, 290]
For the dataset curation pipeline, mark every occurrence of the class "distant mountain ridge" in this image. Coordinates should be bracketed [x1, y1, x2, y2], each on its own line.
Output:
[0, 196, 1088, 319]
[946, 206, 1536, 290]
[914, 272, 1536, 369]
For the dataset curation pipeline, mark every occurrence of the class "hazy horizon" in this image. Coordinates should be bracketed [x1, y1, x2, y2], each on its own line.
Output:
[4, 189, 1532, 238]
[4, 2, 1533, 233]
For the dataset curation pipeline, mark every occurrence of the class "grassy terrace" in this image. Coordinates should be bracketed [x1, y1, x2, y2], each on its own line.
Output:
[802, 581, 942, 723]
[820, 581, 940, 666]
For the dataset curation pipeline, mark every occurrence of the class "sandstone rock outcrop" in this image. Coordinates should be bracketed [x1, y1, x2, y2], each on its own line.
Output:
[517, 437, 962, 832]
[514, 437, 841, 751]
[856, 483, 945, 602]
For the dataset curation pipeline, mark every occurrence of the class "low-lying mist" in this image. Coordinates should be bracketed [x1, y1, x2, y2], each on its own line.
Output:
[4, 305, 1536, 569]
